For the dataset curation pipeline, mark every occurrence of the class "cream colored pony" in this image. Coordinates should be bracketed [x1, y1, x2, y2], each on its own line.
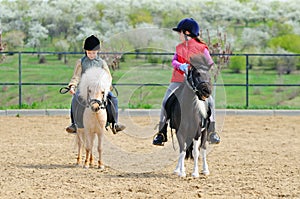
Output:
[77, 67, 111, 169]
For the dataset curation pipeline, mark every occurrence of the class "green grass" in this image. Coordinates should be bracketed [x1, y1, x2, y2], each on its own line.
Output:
[1, 53, 300, 109]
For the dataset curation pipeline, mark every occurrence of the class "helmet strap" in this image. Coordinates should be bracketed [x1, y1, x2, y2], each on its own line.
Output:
[184, 34, 188, 41]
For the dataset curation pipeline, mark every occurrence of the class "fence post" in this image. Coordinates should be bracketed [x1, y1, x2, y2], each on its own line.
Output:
[245, 54, 249, 108]
[18, 52, 22, 108]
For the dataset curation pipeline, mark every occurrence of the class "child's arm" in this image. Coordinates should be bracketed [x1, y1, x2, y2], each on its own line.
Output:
[203, 48, 214, 69]
[68, 59, 82, 94]
[171, 53, 182, 70]
[68, 59, 82, 87]
[172, 53, 189, 73]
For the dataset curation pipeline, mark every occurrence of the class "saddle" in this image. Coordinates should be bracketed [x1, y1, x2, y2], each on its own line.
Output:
[165, 88, 181, 131]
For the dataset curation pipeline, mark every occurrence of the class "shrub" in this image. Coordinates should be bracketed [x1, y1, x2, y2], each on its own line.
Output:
[228, 56, 246, 73]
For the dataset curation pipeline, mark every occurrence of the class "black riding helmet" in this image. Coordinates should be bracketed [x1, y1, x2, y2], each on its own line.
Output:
[83, 35, 100, 50]
[172, 18, 200, 38]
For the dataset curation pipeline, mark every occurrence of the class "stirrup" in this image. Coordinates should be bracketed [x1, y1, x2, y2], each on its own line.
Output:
[152, 132, 167, 146]
[209, 132, 220, 144]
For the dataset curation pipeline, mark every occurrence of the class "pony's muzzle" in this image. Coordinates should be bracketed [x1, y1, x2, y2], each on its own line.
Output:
[91, 104, 100, 112]
[197, 82, 212, 100]
[89, 99, 105, 112]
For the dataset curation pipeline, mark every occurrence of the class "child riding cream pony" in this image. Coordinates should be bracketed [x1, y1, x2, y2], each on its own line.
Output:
[77, 67, 111, 169]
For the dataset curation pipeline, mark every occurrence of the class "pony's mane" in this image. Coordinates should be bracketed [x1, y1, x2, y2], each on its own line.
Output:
[190, 54, 211, 71]
[78, 67, 111, 100]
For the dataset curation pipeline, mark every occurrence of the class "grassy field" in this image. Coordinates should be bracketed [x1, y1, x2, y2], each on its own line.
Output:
[0, 52, 300, 109]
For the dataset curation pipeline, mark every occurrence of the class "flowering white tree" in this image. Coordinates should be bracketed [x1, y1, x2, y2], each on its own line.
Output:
[26, 22, 49, 50]
[0, 0, 299, 53]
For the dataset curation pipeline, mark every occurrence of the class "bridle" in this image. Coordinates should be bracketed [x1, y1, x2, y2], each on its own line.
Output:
[59, 85, 107, 112]
[186, 66, 211, 101]
[86, 86, 107, 112]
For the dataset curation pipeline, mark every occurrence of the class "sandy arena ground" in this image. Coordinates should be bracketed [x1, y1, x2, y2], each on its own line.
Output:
[0, 114, 299, 199]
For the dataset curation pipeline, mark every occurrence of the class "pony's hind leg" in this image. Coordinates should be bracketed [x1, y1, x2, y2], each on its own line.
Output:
[89, 154, 94, 167]
[84, 150, 94, 169]
[84, 149, 90, 169]
[192, 139, 201, 178]
[98, 160, 104, 170]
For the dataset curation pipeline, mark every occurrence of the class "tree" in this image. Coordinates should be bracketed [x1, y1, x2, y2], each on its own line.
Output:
[3, 30, 26, 50]
[240, 28, 270, 52]
[26, 22, 49, 50]
[0, 0, 299, 55]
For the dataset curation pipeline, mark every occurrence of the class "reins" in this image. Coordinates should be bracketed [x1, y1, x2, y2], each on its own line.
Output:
[59, 85, 107, 111]
[59, 86, 71, 94]
[186, 67, 206, 100]
[186, 66, 209, 101]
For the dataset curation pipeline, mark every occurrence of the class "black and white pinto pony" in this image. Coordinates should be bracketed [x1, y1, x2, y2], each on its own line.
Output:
[76, 67, 112, 169]
[165, 54, 212, 177]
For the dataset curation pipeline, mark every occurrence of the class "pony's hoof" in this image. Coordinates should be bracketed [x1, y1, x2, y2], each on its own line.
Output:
[174, 170, 186, 177]
[173, 169, 180, 175]
[98, 165, 105, 170]
[192, 173, 200, 178]
[83, 165, 89, 169]
[202, 170, 210, 176]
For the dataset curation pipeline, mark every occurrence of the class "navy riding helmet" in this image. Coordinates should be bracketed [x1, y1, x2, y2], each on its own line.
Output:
[83, 35, 100, 50]
[172, 18, 200, 38]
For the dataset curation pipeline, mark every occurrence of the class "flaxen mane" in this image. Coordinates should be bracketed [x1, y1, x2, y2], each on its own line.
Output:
[78, 67, 111, 101]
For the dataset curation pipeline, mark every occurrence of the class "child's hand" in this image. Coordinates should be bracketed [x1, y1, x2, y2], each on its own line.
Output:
[179, 63, 189, 73]
[69, 85, 76, 95]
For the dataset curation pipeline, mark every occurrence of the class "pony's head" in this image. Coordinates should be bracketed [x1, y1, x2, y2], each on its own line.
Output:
[187, 54, 212, 100]
[79, 67, 111, 112]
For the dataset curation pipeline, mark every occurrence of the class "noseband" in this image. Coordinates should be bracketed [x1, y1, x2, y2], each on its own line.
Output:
[87, 87, 107, 112]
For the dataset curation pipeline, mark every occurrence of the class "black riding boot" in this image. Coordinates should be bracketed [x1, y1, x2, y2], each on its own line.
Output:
[207, 121, 220, 144]
[153, 122, 168, 146]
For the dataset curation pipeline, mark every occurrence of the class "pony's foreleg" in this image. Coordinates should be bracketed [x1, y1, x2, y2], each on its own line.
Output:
[97, 130, 105, 170]
[174, 151, 186, 177]
[84, 132, 95, 169]
[84, 149, 90, 169]
[192, 139, 201, 178]
[201, 148, 209, 175]
[89, 153, 94, 167]
[76, 129, 84, 166]
[84, 149, 94, 168]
